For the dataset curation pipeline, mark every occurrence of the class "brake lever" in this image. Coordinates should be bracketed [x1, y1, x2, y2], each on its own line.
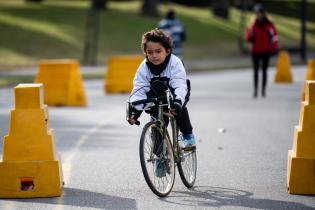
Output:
[166, 89, 173, 110]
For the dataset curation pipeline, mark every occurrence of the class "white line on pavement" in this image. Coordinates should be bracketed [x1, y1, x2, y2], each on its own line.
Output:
[53, 112, 121, 210]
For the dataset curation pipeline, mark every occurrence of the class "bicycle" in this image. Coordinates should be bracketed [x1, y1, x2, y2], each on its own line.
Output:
[127, 85, 197, 197]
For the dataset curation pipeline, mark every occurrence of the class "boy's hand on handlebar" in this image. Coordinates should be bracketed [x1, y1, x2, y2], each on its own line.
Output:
[127, 108, 142, 125]
[170, 108, 178, 116]
[170, 99, 182, 116]
[128, 115, 140, 125]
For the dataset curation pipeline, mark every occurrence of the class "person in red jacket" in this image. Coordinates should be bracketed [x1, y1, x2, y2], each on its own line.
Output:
[245, 4, 278, 98]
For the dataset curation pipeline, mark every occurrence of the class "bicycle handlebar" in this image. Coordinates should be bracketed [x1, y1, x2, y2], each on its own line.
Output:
[128, 91, 173, 126]
[129, 96, 168, 126]
[131, 98, 157, 106]
[130, 95, 167, 106]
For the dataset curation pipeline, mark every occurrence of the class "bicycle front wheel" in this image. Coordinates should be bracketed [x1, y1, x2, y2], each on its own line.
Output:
[139, 122, 175, 197]
[178, 148, 197, 188]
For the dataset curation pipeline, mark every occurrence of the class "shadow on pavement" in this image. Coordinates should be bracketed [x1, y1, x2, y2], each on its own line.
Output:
[7, 187, 137, 209]
[161, 186, 314, 209]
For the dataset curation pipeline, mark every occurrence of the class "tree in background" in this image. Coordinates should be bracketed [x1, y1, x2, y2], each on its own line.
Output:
[141, 0, 159, 16]
[92, 0, 107, 10]
[83, 0, 104, 65]
[212, 0, 230, 19]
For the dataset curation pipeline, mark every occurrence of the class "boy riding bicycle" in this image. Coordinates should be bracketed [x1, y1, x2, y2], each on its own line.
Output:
[127, 29, 196, 176]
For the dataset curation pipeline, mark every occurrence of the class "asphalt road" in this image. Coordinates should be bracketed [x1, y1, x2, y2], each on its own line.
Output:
[0, 66, 314, 210]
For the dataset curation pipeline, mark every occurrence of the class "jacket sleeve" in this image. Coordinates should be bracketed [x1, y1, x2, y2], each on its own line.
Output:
[268, 23, 279, 53]
[169, 61, 187, 105]
[269, 23, 278, 44]
[245, 25, 255, 42]
[129, 62, 150, 110]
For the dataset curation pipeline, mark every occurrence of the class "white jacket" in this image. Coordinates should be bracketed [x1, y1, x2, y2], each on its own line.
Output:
[130, 54, 187, 110]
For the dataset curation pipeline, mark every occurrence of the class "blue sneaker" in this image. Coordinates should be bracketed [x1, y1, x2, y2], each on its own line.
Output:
[181, 134, 196, 148]
[154, 159, 166, 177]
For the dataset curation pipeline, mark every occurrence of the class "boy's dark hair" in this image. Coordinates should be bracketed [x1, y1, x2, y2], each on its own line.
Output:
[141, 29, 173, 54]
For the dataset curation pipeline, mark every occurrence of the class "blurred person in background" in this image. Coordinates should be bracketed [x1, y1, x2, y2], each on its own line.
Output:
[158, 9, 186, 58]
[245, 4, 278, 98]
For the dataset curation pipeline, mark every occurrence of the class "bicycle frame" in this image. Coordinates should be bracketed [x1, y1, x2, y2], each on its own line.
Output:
[164, 112, 181, 162]
[153, 100, 181, 164]
[129, 88, 182, 163]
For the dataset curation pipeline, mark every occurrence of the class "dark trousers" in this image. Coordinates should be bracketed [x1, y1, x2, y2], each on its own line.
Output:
[152, 106, 193, 155]
[175, 106, 193, 135]
[252, 53, 270, 96]
[151, 105, 193, 134]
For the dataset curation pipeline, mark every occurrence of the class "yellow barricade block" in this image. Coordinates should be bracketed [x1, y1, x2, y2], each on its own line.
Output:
[35, 59, 87, 106]
[274, 51, 293, 83]
[105, 55, 143, 93]
[301, 60, 315, 101]
[287, 81, 315, 194]
[0, 84, 63, 198]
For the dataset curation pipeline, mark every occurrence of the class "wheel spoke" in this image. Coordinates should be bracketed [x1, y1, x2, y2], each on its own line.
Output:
[140, 123, 175, 196]
[178, 149, 197, 187]
[144, 142, 151, 157]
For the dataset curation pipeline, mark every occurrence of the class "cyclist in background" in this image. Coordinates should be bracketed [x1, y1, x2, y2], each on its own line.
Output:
[158, 9, 186, 58]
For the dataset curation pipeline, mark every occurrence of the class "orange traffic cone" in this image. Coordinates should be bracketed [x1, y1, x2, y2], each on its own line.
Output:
[0, 84, 63, 198]
[274, 51, 293, 83]
[301, 59, 315, 101]
[287, 80, 315, 194]
[35, 59, 87, 106]
[105, 55, 143, 93]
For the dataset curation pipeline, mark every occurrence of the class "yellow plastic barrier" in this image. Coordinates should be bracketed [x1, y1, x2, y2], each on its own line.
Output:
[287, 80, 315, 194]
[0, 84, 63, 198]
[35, 59, 87, 106]
[301, 60, 315, 101]
[105, 55, 143, 93]
[274, 51, 293, 83]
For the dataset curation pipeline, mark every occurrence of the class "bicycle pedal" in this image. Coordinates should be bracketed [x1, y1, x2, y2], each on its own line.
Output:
[182, 146, 196, 152]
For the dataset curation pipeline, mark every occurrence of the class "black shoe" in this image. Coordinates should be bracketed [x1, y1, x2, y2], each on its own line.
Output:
[262, 92, 266, 98]
[253, 92, 258, 98]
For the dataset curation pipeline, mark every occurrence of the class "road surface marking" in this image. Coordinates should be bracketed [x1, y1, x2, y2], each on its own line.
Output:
[53, 112, 121, 210]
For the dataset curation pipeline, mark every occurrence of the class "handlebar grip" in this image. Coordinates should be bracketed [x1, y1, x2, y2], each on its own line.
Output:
[131, 98, 156, 106]
[135, 121, 140, 126]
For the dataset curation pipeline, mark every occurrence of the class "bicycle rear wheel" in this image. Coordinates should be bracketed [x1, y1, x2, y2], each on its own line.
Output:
[178, 148, 197, 188]
[139, 122, 175, 197]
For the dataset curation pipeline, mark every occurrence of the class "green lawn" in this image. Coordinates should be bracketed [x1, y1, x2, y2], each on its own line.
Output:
[0, 0, 314, 70]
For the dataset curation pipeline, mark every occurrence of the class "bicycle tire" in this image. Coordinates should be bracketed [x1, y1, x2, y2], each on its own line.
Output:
[139, 122, 175, 197]
[178, 148, 197, 188]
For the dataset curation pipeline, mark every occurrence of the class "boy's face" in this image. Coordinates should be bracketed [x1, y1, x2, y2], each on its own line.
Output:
[145, 41, 170, 65]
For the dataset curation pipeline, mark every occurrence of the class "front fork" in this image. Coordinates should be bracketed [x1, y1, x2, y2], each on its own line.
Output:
[169, 116, 185, 164]
[156, 100, 183, 165]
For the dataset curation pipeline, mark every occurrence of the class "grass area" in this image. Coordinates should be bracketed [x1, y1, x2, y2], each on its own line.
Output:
[0, 75, 34, 87]
[0, 0, 314, 70]
[0, 0, 87, 69]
